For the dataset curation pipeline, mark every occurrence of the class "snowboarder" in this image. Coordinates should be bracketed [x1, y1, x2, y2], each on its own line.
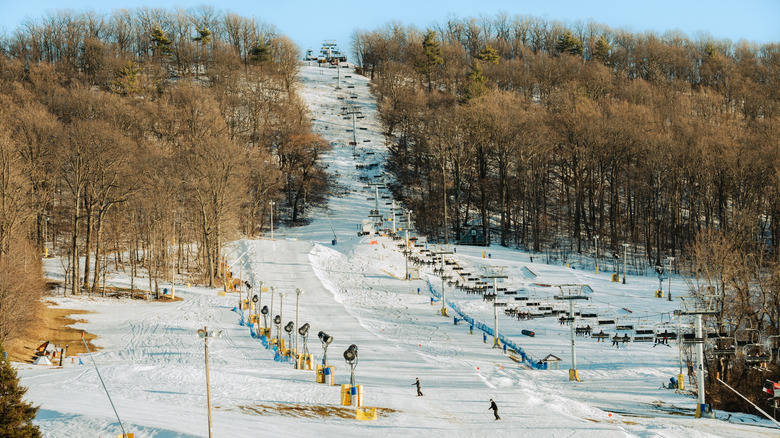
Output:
[412, 377, 423, 396]
[489, 399, 500, 420]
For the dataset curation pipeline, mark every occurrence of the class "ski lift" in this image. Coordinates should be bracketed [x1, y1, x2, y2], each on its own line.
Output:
[597, 311, 617, 326]
[634, 322, 655, 342]
[712, 336, 736, 357]
[538, 302, 554, 316]
[514, 289, 530, 301]
[743, 342, 771, 366]
[580, 306, 599, 319]
[551, 302, 568, 316]
[679, 323, 697, 342]
[615, 319, 634, 331]
[654, 322, 678, 341]
[736, 327, 759, 347]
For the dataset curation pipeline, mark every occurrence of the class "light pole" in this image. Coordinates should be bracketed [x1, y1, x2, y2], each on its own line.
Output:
[269, 201, 276, 240]
[622, 243, 629, 284]
[405, 209, 413, 280]
[256, 280, 263, 325]
[279, 292, 287, 348]
[593, 235, 600, 274]
[269, 286, 275, 336]
[197, 326, 223, 438]
[295, 288, 305, 365]
[435, 248, 453, 316]
[222, 248, 251, 294]
[667, 257, 675, 301]
[404, 229, 410, 280]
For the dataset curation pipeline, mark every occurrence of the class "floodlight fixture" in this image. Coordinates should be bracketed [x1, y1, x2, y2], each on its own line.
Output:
[252, 294, 259, 303]
[285, 321, 294, 333]
[343, 344, 358, 364]
[261, 306, 269, 315]
[295, 288, 305, 363]
[298, 323, 310, 356]
[343, 344, 359, 387]
[318, 331, 333, 345]
[319, 331, 333, 366]
[274, 315, 281, 325]
[245, 281, 252, 290]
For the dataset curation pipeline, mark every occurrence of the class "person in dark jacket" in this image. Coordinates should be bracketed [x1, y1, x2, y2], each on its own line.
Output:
[489, 399, 500, 420]
[412, 377, 423, 396]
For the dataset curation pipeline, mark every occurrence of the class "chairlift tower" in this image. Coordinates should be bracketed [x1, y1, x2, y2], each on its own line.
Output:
[391, 200, 396, 235]
[342, 104, 362, 147]
[621, 243, 629, 284]
[434, 248, 454, 316]
[404, 209, 414, 280]
[335, 58, 342, 90]
[484, 267, 508, 348]
[681, 295, 718, 418]
[555, 284, 589, 381]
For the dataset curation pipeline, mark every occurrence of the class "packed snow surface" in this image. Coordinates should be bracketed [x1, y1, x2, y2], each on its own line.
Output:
[17, 64, 778, 437]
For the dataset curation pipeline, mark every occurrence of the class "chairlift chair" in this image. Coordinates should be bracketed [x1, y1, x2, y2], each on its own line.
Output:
[654, 322, 678, 340]
[712, 336, 736, 357]
[580, 306, 599, 319]
[597, 311, 617, 326]
[634, 322, 655, 342]
[743, 343, 771, 366]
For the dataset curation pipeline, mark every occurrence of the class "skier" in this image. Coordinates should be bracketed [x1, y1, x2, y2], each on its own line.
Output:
[489, 399, 501, 420]
[412, 377, 423, 396]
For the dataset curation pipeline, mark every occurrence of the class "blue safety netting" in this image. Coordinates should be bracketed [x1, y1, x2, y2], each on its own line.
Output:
[426, 278, 546, 370]
[232, 306, 248, 326]
[233, 307, 292, 363]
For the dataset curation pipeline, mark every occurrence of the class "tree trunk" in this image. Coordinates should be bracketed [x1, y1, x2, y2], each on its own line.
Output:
[91, 210, 106, 294]
[82, 196, 93, 290]
[71, 193, 80, 295]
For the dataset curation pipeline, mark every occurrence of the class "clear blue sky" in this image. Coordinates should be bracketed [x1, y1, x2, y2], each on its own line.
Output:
[2, 0, 778, 56]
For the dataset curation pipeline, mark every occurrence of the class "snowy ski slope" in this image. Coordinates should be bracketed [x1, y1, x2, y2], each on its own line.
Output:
[16, 63, 777, 437]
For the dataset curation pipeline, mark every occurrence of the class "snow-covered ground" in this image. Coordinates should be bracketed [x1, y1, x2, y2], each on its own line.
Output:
[17, 64, 779, 437]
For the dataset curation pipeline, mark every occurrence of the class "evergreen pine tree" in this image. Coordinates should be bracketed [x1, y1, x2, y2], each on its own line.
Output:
[111, 60, 141, 95]
[419, 29, 443, 93]
[555, 30, 583, 56]
[250, 39, 272, 64]
[593, 35, 612, 64]
[461, 60, 487, 103]
[0, 343, 41, 438]
[192, 26, 212, 46]
[477, 44, 500, 64]
[151, 26, 173, 58]
[192, 26, 212, 78]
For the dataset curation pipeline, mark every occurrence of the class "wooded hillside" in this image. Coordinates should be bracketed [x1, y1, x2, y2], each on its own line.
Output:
[353, 15, 779, 265]
[353, 15, 780, 412]
[0, 7, 330, 343]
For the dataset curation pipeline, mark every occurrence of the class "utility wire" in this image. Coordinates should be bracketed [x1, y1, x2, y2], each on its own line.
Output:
[82, 333, 127, 437]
